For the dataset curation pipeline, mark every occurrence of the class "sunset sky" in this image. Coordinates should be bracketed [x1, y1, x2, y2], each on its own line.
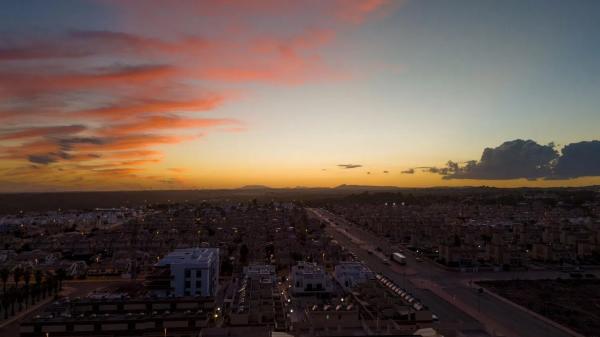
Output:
[1, 0, 600, 192]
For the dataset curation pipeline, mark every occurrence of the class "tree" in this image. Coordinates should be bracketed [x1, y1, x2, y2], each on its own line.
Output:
[44, 271, 54, 297]
[12, 267, 22, 290]
[16, 287, 24, 312]
[23, 269, 31, 307]
[7, 288, 15, 316]
[56, 268, 66, 291]
[0, 268, 9, 295]
[4, 287, 15, 318]
[220, 259, 233, 276]
[239, 244, 249, 265]
[34, 270, 43, 302]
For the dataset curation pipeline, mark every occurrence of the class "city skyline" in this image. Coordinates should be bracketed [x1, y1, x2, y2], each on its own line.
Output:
[1, 0, 600, 192]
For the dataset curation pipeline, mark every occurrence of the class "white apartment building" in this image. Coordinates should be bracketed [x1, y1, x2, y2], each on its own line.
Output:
[290, 261, 333, 295]
[334, 262, 375, 291]
[156, 247, 219, 297]
[243, 264, 277, 282]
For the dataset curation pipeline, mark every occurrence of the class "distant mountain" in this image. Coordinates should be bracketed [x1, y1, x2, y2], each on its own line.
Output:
[334, 184, 402, 191]
[237, 184, 403, 191]
[238, 185, 272, 190]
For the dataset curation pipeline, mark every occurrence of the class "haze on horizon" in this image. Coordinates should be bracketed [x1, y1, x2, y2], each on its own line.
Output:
[1, 0, 599, 192]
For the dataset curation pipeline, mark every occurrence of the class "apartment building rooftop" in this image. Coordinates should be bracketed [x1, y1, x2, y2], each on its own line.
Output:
[156, 247, 219, 268]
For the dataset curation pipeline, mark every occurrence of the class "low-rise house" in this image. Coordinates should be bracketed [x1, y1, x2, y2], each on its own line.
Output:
[290, 262, 333, 295]
[334, 262, 375, 291]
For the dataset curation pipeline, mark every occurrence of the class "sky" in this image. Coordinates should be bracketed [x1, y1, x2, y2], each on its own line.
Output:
[0, 0, 599, 192]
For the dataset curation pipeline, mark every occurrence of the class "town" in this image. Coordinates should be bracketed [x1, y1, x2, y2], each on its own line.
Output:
[0, 187, 598, 337]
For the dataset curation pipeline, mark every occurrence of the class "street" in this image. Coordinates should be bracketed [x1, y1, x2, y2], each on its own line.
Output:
[308, 207, 576, 337]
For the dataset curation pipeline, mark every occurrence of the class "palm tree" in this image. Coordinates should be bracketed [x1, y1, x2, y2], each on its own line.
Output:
[3, 290, 11, 318]
[9, 286, 16, 315]
[12, 267, 22, 289]
[56, 268, 66, 292]
[23, 269, 31, 308]
[44, 271, 54, 298]
[0, 268, 9, 295]
[34, 270, 43, 302]
[16, 287, 24, 312]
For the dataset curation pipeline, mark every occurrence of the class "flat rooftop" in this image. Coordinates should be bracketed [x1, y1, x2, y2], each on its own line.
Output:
[156, 247, 218, 267]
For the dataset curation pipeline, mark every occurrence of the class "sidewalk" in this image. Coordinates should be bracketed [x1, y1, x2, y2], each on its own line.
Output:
[479, 285, 585, 337]
[415, 280, 517, 337]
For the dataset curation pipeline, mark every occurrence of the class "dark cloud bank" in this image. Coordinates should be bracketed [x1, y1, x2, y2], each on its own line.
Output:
[423, 139, 600, 180]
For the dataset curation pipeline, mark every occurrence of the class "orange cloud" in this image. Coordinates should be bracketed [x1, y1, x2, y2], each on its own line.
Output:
[0, 64, 177, 98]
[80, 134, 199, 152]
[104, 150, 163, 159]
[0, 0, 395, 191]
[91, 168, 143, 176]
[0, 124, 86, 141]
[78, 96, 225, 120]
[335, 0, 392, 24]
[101, 116, 238, 135]
[168, 167, 188, 173]
[0, 30, 212, 61]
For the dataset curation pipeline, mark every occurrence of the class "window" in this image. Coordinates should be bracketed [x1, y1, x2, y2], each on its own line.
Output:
[185, 269, 191, 278]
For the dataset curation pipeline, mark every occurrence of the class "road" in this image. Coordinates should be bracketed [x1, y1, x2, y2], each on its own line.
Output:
[308, 207, 576, 337]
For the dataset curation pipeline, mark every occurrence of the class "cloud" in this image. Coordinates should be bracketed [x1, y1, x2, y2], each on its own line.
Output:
[421, 139, 600, 180]
[0, 64, 177, 98]
[92, 168, 143, 176]
[401, 168, 414, 174]
[57, 137, 106, 151]
[99, 116, 238, 135]
[552, 140, 600, 179]
[106, 150, 162, 160]
[0, 30, 200, 61]
[0, 0, 397, 191]
[168, 167, 188, 173]
[82, 134, 199, 152]
[418, 166, 450, 175]
[28, 154, 59, 165]
[338, 164, 363, 169]
[437, 140, 558, 180]
[0, 125, 86, 141]
[335, 0, 392, 24]
[78, 96, 225, 120]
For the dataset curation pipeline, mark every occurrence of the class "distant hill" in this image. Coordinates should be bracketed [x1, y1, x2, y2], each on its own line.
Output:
[239, 185, 272, 190]
[334, 184, 402, 191]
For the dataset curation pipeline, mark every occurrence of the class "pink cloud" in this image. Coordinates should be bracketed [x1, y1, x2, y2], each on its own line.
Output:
[0, 0, 396, 190]
[0, 124, 86, 141]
